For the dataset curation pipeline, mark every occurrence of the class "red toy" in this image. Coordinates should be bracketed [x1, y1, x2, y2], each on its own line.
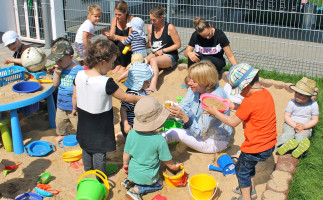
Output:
[152, 194, 167, 200]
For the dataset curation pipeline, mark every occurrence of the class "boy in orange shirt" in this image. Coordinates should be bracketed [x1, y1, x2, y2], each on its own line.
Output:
[204, 63, 277, 200]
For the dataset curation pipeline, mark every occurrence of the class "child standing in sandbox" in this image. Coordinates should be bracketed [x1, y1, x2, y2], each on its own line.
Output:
[276, 77, 319, 158]
[48, 37, 84, 143]
[72, 39, 141, 176]
[117, 53, 153, 140]
[203, 63, 277, 200]
[122, 96, 182, 200]
[74, 5, 102, 65]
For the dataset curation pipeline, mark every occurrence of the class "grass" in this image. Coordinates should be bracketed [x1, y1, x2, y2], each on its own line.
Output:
[180, 60, 323, 199]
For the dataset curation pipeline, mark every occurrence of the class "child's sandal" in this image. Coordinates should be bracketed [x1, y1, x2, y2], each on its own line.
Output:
[121, 177, 134, 189]
[126, 188, 142, 200]
[277, 139, 298, 155]
[232, 186, 257, 199]
[292, 138, 310, 158]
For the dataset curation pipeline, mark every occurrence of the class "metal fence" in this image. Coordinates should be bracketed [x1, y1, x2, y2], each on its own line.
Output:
[62, 0, 323, 77]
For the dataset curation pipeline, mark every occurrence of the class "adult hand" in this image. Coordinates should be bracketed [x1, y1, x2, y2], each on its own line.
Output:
[167, 105, 187, 121]
[188, 52, 200, 62]
[154, 49, 163, 57]
[106, 32, 116, 40]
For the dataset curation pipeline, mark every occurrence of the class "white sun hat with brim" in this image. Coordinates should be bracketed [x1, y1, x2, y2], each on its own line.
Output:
[227, 63, 260, 95]
[2, 31, 21, 47]
[126, 17, 145, 38]
[133, 96, 169, 132]
[290, 77, 317, 96]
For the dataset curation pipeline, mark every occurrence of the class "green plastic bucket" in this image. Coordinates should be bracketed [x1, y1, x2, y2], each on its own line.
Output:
[76, 170, 109, 200]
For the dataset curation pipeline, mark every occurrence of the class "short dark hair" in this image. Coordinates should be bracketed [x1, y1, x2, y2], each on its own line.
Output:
[51, 37, 74, 55]
[85, 39, 120, 69]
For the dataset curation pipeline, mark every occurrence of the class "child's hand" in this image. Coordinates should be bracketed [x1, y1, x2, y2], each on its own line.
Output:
[223, 99, 234, 110]
[124, 122, 132, 134]
[295, 123, 305, 132]
[203, 105, 220, 117]
[3, 59, 13, 65]
[72, 109, 77, 117]
[174, 163, 183, 171]
[123, 164, 129, 174]
[54, 66, 63, 75]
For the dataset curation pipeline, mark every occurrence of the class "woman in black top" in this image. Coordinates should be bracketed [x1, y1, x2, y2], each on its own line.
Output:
[145, 6, 181, 93]
[184, 17, 237, 73]
[105, 0, 133, 74]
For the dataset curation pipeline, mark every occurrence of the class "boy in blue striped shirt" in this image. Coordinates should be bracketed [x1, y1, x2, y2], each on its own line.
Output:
[123, 17, 147, 57]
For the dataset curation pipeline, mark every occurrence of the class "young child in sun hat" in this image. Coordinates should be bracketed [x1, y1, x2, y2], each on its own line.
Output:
[122, 17, 147, 57]
[122, 96, 182, 200]
[276, 77, 319, 158]
[118, 53, 153, 140]
[2, 31, 30, 66]
[203, 63, 277, 200]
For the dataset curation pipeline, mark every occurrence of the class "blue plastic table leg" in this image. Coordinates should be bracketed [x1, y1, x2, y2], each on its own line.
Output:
[46, 94, 56, 128]
[10, 109, 24, 154]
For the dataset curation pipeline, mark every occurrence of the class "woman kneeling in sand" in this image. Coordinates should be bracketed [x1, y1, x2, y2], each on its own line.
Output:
[163, 61, 232, 153]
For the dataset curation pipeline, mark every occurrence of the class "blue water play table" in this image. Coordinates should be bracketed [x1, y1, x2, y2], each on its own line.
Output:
[0, 83, 56, 154]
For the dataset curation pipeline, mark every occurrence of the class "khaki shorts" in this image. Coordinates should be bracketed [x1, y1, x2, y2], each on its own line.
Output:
[56, 107, 78, 136]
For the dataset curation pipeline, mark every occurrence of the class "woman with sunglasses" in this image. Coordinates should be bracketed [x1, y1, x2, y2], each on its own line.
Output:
[145, 6, 181, 94]
[184, 17, 237, 74]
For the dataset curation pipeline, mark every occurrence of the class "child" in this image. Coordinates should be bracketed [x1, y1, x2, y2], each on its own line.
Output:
[123, 96, 182, 200]
[276, 77, 319, 158]
[73, 39, 141, 176]
[74, 5, 102, 65]
[2, 31, 30, 66]
[203, 63, 277, 200]
[47, 37, 84, 143]
[122, 17, 147, 57]
[119, 53, 153, 139]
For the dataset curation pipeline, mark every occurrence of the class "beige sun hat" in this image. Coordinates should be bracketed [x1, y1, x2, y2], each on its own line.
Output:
[131, 53, 147, 64]
[290, 77, 317, 96]
[133, 96, 169, 132]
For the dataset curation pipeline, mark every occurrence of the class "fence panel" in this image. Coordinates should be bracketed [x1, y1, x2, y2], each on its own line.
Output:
[62, 0, 323, 77]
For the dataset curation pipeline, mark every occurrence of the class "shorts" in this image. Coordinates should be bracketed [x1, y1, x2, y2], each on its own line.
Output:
[56, 107, 78, 136]
[165, 54, 178, 68]
[136, 179, 163, 195]
[235, 146, 275, 188]
[133, 49, 147, 58]
[74, 42, 87, 60]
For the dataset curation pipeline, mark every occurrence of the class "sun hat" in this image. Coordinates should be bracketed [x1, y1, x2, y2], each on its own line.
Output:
[126, 17, 145, 38]
[124, 62, 153, 91]
[227, 63, 260, 95]
[133, 96, 169, 132]
[131, 53, 147, 64]
[290, 77, 317, 96]
[47, 40, 73, 61]
[2, 31, 21, 47]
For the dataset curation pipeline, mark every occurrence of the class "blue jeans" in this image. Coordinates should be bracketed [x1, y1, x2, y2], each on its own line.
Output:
[235, 146, 275, 188]
[136, 179, 163, 195]
[164, 54, 178, 68]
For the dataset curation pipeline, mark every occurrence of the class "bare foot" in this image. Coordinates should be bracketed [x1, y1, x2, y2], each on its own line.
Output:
[56, 136, 64, 143]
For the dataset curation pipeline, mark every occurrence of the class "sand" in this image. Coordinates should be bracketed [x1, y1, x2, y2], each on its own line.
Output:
[0, 64, 294, 200]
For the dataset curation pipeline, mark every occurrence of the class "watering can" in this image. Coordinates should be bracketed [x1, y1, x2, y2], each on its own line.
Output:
[208, 153, 238, 176]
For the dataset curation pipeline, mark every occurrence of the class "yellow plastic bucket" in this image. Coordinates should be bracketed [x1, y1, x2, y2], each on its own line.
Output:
[188, 174, 218, 200]
[76, 170, 109, 200]
[61, 150, 82, 162]
[163, 165, 187, 187]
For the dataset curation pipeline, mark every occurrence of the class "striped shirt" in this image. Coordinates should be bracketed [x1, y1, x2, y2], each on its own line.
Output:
[123, 31, 146, 53]
[121, 89, 147, 126]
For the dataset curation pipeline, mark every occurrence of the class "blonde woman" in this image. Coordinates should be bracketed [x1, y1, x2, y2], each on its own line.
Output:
[184, 17, 237, 73]
[163, 61, 232, 153]
[145, 6, 181, 94]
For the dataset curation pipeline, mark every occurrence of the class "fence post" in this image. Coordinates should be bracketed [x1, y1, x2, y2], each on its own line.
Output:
[41, 0, 52, 48]
[167, 0, 171, 22]
[49, 0, 65, 40]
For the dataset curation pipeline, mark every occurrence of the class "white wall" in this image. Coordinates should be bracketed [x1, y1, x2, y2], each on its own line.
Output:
[0, 1, 17, 32]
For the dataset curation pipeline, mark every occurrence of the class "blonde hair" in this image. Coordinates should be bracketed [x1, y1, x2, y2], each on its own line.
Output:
[193, 17, 210, 33]
[149, 6, 166, 18]
[87, 5, 102, 18]
[115, 0, 132, 22]
[189, 61, 219, 92]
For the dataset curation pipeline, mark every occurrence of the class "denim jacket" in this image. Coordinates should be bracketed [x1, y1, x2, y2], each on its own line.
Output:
[179, 85, 232, 142]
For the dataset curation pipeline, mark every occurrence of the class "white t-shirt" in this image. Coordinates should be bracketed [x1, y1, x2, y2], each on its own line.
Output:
[75, 19, 95, 43]
[286, 98, 319, 124]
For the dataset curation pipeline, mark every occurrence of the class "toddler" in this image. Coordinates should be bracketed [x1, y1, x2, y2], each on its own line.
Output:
[48, 37, 84, 143]
[74, 5, 102, 65]
[123, 96, 182, 200]
[73, 39, 141, 176]
[119, 53, 153, 139]
[122, 17, 147, 57]
[277, 77, 319, 158]
[2, 31, 30, 66]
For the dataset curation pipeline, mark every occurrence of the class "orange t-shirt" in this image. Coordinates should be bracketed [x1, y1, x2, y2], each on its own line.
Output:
[236, 89, 277, 153]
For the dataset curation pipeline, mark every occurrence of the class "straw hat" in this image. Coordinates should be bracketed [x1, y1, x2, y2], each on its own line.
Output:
[290, 77, 317, 96]
[133, 97, 169, 132]
[227, 63, 260, 95]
